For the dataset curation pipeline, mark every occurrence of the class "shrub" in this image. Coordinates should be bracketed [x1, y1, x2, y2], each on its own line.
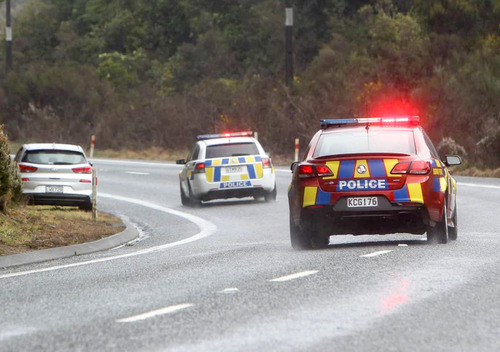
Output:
[0, 125, 22, 215]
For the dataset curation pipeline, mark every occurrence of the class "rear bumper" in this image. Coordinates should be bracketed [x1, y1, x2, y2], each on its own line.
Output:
[24, 193, 91, 206]
[296, 197, 429, 236]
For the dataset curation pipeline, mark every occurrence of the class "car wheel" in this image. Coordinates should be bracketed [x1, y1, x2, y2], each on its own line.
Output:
[79, 200, 92, 212]
[188, 184, 201, 207]
[180, 183, 190, 206]
[448, 204, 458, 241]
[264, 184, 277, 202]
[427, 202, 448, 244]
[289, 215, 312, 250]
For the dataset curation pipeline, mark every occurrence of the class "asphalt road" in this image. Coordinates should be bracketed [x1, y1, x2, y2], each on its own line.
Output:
[1, 159, 500, 351]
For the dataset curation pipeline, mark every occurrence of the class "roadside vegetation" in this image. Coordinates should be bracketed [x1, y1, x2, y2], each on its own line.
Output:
[0, 205, 125, 256]
[0, 0, 499, 172]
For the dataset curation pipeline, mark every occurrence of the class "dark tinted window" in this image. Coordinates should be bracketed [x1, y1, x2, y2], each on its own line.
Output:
[22, 150, 87, 165]
[313, 130, 416, 157]
[206, 143, 259, 159]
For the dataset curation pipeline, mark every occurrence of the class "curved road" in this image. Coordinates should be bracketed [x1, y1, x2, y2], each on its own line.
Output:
[1, 159, 500, 351]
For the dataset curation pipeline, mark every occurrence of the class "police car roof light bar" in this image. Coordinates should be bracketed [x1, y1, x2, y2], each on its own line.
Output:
[320, 116, 419, 129]
[197, 131, 253, 140]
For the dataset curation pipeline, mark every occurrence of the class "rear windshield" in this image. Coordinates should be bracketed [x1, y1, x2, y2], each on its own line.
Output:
[22, 150, 87, 165]
[313, 130, 416, 158]
[206, 143, 259, 159]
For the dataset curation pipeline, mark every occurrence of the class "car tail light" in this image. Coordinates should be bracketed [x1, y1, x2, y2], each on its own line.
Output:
[72, 166, 92, 174]
[297, 164, 332, 178]
[80, 179, 92, 183]
[262, 158, 271, 168]
[409, 161, 431, 175]
[22, 178, 29, 182]
[391, 161, 430, 175]
[391, 162, 410, 174]
[193, 162, 205, 173]
[315, 165, 333, 177]
[19, 164, 38, 173]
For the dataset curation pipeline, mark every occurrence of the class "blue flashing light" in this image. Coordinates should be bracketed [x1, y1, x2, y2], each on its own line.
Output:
[320, 116, 419, 129]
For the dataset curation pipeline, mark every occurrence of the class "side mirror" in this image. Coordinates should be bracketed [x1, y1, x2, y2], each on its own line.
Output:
[290, 161, 298, 173]
[176, 159, 186, 165]
[444, 155, 462, 166]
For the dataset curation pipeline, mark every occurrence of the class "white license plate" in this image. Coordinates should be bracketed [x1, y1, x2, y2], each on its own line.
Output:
[223, 166, 244, 174]
[347, 197, 378, 207]
[46, 186, 63, 193]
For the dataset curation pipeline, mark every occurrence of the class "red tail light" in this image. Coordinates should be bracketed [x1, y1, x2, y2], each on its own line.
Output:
[80, 179, 92, 183]
[391, 161, 430, 175]
[262, 158, 271, 168]
[19, 164, 38, 173]
[297, 164, 332, 178]
[391, 162, 410, 174]
[22, 178, 30, 182]
[72, 166, 92, 174]
[409, 161, 431, 175]
[194, 162, 205, 173]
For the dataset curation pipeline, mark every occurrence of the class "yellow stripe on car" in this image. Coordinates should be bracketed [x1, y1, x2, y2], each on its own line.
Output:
[255, 163, 263, 178]
[303, 187, 318, 208]
[205, 167, 214, 182]
[383, 159, 401, 177]
[354, 159, 371, 178]
[324, 161, 340, 179]
[407, 183, 424, 203]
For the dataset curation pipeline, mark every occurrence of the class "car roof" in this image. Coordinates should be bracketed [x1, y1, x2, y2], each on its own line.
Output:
[201, 136, 257, 146]
[22, 143, 84, 152]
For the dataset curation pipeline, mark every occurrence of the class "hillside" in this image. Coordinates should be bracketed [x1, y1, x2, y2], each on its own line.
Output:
[0, 0, 499, 167]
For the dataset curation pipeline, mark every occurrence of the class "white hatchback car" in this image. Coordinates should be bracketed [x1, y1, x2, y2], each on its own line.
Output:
[177, 132, 277, 206]
[15, 143, 93, 211]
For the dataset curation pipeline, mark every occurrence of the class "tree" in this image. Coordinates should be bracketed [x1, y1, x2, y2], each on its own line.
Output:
[0, 125, 22, 215]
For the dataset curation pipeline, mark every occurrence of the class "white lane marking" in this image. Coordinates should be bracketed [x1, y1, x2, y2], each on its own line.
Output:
[398, 244, 408, 247]
[125, 171, 150, 175]
[360, 250, 393, 258]
[219, 288, 240, 294]
[269, 270, 318, 282]
[91, 158, 181, 168]
[0, 194, 217, 280]
[458, 182, 500, 190]
[116, 303, 194, 323]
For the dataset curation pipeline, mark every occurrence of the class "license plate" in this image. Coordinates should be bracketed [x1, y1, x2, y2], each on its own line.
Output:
[46, 186, 63, 193]
[222, 166, 244, 174]
[220, 181, 251, 189]
[347, 197, 378, 207]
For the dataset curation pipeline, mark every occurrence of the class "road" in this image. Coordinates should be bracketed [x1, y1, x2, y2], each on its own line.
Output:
[1, 159, 500, 351]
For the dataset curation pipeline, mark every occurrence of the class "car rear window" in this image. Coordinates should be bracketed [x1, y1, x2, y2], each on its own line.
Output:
[22, 150, 87, 165]
[313, 130, 416, 157]
[206, 143, 259, 159]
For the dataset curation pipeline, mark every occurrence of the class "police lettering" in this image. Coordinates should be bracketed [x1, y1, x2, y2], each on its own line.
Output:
[337, 179, 387, 191]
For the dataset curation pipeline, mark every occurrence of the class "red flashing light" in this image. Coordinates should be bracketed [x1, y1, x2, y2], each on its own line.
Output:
[224, 132, 231, 137]
[19, 164, 38, 173]
[72, 166, 92, 174]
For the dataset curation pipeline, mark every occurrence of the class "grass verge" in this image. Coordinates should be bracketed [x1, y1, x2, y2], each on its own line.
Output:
[0, 205, 125, 256]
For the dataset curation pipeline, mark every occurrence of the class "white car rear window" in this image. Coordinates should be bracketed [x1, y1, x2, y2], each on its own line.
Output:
[206, 143, 259, 159]
[22, 150, 87, 165]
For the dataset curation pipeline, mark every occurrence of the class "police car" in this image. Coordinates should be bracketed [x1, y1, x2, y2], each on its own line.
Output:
[177, 131, 277, 206]
[288, 116, 462, 249]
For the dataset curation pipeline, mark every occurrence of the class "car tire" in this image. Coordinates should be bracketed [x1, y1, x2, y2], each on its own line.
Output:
[180, 184, 190, 206]
[79, 200, 92, 212]
[264, 184, 277, 202]
[448, 204, 458, 241]
[188, 184, 201, 207]
[289, 215, 312, 250]
[427, 202, 448, 244]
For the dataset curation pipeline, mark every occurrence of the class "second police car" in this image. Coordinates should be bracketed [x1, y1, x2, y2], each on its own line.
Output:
[288, 116, 462, 249]
[177, 131, 277, 206]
